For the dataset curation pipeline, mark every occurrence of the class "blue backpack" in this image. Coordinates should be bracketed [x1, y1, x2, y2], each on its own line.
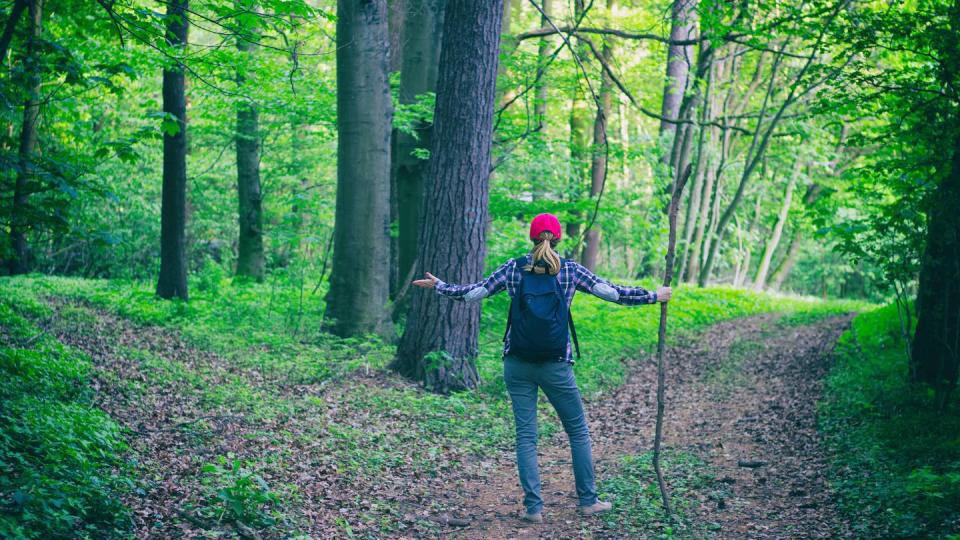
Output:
[503, 257, 581, 362]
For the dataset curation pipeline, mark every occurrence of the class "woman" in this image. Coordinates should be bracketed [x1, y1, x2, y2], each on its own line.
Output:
[412, 213, 671, 523]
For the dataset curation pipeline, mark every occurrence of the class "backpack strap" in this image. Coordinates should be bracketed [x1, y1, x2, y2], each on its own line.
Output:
[568, 311, 581, 360]
[503, 257, 526, 343]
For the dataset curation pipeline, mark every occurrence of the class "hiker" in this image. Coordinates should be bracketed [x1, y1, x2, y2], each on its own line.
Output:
[411, 213, 672, 523]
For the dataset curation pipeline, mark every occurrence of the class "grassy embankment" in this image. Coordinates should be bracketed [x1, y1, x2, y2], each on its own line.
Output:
[821, 303, 960, 539]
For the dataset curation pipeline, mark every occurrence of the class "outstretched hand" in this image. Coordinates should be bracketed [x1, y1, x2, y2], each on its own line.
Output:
[412, 272, 440, 289]
[656, 286, 672, 302]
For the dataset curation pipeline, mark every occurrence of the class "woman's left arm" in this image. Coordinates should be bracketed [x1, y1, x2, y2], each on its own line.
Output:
[412, 259, 513, 303]
[572, 262, 670, 305]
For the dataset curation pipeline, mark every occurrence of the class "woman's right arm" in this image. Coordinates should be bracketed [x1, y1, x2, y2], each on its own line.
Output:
[411, 259, 513, 303]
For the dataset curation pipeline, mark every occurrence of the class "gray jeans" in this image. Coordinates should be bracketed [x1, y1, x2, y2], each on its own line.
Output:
[503, 354, 598, 513]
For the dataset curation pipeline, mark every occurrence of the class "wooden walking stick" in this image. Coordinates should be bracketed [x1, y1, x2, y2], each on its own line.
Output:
[652, 163, 693, 516]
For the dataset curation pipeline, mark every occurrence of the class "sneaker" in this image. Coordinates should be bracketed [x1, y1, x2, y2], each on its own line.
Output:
[520, 511, 543, 523]
[578, 500, 612, 516]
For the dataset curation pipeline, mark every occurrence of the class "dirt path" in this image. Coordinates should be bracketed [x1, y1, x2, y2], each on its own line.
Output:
[450, 313, 854, 539]
[24, 297, 854, 538]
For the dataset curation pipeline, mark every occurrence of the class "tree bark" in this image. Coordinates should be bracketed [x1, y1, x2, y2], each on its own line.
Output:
[582, 8, 613, 272]
[911, 126, 960, 403]
[234, 3, 265, 282]
[394, 0, 444, 301]
[754, 158, 800, 290]
[659, 0, 697, 163]
[388, 0, 406, 73]
[8, 0, 40, 276]
[325, 0, 394, 338]
[156, 0, 189, 300]
[394, 0, 504, 393]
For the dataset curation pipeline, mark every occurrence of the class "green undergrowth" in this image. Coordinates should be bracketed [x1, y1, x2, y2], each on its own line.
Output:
[0, 301, 131, 539]
[821, 303, 960, 538]
[598, 450, 725, 538]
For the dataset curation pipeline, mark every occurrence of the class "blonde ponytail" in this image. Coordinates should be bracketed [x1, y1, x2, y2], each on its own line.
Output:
[526, 231, 561, 275]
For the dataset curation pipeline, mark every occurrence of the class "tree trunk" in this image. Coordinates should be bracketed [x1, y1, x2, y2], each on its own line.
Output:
[754, 158, 800, 290]
[566, 82, 590, 261]
[911, 128, 960, 402]
[394, 0, 504, 393]
[0, 0, 27, 66]
[533, 0, 551, 127]
[582, 11, 613, 272]
[156, 0, 189, 300]
[394, 0, 444, 301]
[234, 5, 265, 282]
[388, 0, 406, 73]
[659, 0, 697, 163]
[699, 50, 786, 287]
[8, 0, 40, 275]
[768, 183, 821, 289]
[325, 0, 394, 338]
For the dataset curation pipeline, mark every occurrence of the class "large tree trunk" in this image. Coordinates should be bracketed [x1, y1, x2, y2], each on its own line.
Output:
[8, 0, 40, 275]
[394, 0, 504, 393]
[156, 0, 189, 300]
[659, 0, 697, 164]
[325, 0, 394, 338]
[234, 4, 265, 282]
[582, 11, 613, 272]
[911, 128, 960, 406]
[754, 158, 800, 290]
[394, 0, 444, 302]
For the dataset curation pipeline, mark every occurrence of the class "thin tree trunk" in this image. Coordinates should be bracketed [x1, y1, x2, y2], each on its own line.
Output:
[768, 183, 821, 289]
[394, 0, 444, 302]
[754, 158, 800, 290]
[235, 3, 265, 282]
[0, 0, 27, 64]
[582, 6, 613, 272]
[8, 0, 40, 275]
[533, 0, 551, 127]
[567, 82, 589, 261]
[659, 0, 697, 136]
[394, 0, 504, 393]
[325, 0, 394, 338]
[387, 0, 406, 73]
[156, 0, 189, 300]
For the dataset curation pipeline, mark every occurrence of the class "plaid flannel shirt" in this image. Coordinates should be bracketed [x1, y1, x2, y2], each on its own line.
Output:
[435, 253, 658, 363]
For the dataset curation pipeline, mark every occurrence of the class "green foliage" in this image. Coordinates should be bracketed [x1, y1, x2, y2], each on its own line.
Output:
[821, 303, 960, 538]
[599, 451, 723, 538]
[0, 302, 130, 539]
[199, 455, 284, 528]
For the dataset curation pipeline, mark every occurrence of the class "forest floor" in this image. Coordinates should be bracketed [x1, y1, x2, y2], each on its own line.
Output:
[2, 278, 863, 539]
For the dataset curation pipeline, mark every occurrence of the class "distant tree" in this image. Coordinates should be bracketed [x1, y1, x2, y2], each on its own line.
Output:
[659, 0, 697, 163]
[8, 0, 41, 275]
[394, 0, 504, 392]
[394, 0, 444, 297]
[324, 0, 393, 338]
[234, 2, 265, 282]
[582, 0, 614, 272]
[156, 0, 189, 300]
